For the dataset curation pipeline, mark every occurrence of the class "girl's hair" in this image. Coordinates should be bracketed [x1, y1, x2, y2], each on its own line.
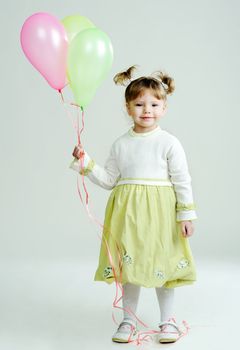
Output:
[113, 65, 175, 103]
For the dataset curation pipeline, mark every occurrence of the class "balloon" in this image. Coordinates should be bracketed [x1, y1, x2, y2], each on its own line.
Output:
[20, 12, 68, 91]
[67, 28, 113, 109]
[61, 14, 95, 42]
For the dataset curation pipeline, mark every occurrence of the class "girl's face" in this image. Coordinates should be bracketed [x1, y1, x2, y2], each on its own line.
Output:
[126, 89, 167, 133]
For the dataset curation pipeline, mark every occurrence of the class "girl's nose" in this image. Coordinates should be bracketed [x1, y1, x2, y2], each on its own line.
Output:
[143, 106, 151, 114]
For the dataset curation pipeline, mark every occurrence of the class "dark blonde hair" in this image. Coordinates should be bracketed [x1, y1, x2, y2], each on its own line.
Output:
[113, 65, 175, 103]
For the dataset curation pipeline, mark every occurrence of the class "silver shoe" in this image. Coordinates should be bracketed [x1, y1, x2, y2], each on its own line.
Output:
[112, 319, 137, 343]
[158, 319, 182, 343]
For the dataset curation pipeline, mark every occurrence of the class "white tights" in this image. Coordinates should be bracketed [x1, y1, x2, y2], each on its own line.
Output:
[122, 283, 175, 323]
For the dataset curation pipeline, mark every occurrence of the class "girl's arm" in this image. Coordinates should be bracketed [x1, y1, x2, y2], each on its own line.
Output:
[69, 143, 121, 190]
[167, 137, 197, 222]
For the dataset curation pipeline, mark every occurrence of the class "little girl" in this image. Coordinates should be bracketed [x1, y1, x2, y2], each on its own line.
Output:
[70, 66, 197, 344]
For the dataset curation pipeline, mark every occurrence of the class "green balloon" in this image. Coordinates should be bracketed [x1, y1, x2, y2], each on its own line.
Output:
[67, 28, 114, 109]
[61, 15, 95, 42]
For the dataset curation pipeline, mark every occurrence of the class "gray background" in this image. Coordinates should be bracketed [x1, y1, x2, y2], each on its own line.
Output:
[0, 1, 239, 349]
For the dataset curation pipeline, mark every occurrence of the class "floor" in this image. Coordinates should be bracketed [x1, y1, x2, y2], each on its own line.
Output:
[0, 258, 239, 350]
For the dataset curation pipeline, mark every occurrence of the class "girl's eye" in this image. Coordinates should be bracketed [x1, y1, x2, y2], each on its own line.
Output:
[135, 104, 142, 106]
[152, 104, 158, 107]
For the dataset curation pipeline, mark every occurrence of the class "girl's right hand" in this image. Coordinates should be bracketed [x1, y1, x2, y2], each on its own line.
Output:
[72, 145, 85, 159]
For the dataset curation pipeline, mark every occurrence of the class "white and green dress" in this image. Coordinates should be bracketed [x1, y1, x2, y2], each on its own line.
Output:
[70, 126, 197, 288]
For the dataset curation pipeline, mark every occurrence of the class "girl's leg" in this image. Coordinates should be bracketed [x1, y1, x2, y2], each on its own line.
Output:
[122, 283, 141, 322]
[155, 286, 175, 321]
[112, 283, 140, 342]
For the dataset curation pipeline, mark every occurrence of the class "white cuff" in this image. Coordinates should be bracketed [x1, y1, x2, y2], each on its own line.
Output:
[176, 210, 197, 222]
[69, 152, 91, 173]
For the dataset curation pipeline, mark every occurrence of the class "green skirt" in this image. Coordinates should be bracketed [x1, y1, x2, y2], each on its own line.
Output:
[94, 184, 196, 288]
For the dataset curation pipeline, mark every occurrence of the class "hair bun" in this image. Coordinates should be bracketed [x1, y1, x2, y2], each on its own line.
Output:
[113, 65, 138, 86]
[151, 71, 175, 95]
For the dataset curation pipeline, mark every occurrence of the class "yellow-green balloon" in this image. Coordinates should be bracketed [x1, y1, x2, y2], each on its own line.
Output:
[67, 28, 114, 109]
[61, 15, 95, 42]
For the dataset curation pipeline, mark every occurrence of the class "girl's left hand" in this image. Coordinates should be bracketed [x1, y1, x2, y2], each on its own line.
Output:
[180, 221, 194, 238]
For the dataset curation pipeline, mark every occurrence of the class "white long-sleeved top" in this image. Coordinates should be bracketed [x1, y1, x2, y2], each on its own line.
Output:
[70, 125, 197, 222]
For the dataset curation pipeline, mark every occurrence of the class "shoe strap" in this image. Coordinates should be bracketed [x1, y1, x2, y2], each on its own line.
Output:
[158, 321, 181, 333]
[119, 319, 137, 329]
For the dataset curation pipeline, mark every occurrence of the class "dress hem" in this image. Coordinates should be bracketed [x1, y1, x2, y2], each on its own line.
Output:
[93, 277, 196, 289]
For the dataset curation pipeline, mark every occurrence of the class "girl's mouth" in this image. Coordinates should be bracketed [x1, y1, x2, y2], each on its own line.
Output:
[141, 117, 153, 120]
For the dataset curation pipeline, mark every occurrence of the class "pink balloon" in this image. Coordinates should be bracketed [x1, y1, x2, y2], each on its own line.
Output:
[20, 12, 68, 91]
